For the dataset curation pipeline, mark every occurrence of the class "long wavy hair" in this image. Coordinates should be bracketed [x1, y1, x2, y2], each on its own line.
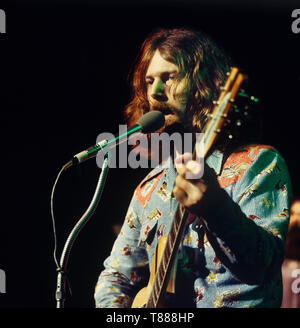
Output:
[124, 27, 232, 133]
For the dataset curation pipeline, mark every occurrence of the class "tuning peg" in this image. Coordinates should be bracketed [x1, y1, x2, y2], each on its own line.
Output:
[236, 119, 242, 126]
[250, 96, 259, 103]
[228, 134, 234, 139]
[239, 92, 259, 103]
[214, 128, 221, 133]
[213, 100, 219, 105]
[222, 118, 231, 127]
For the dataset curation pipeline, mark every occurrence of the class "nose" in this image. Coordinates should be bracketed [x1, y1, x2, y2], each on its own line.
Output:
[150, 78, 168, 102]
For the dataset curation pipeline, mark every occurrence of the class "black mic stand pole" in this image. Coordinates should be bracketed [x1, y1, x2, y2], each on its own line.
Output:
[55, 152, 110, 308]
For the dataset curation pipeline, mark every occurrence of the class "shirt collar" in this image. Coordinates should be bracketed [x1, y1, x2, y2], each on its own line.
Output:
[205, 149, 224, 175]
[139, 156, 173, 187]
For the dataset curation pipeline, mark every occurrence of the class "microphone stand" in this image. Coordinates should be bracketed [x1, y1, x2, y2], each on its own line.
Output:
[55, 152, 110, 308]
[54, 111, 164, 307]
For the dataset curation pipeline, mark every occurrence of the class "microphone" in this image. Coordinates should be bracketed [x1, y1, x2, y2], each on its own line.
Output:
[67, 110, 165, 168]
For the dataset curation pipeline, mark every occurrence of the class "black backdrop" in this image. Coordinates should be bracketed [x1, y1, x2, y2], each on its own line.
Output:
[0, 0, 299, 308]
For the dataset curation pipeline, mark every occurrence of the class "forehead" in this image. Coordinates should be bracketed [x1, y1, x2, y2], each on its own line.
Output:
[146, 50, 178, 76]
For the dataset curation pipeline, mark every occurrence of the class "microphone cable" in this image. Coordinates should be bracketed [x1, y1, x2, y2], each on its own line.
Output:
[50, 152, 110, 307]
[50, 163, 69, 272]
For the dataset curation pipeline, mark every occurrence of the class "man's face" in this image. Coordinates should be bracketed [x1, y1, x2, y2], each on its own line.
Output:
[145, 50, 189, 131]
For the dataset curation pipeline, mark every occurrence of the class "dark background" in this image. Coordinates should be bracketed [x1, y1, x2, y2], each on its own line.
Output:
[0, 0, 299, 308]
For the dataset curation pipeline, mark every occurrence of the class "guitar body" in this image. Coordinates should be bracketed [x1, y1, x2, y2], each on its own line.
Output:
[132, 236, 176, 308]
[131, 286, 150, 308]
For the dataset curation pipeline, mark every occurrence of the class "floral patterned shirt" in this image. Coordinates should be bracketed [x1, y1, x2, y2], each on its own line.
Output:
[94, 144, 292, 308]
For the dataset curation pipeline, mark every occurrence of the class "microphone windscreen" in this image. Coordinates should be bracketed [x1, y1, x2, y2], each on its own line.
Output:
[137, 111, 165, 133]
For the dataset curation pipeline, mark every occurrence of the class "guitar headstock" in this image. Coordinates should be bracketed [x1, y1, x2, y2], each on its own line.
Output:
[202, 67, 259, 157]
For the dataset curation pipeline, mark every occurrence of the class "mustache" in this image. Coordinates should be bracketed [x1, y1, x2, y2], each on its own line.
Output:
[150, 102, 174, 115]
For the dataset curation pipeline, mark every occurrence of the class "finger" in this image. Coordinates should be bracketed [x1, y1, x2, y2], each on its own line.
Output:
[175, 162, 188, 177]
[185, 160, 203, 180]
[174, 182, 204, 208]
[176, 175, 207, 205]
[174, 153, 194, 177]
[175, 159, 203, 181]
[174, 152, 193, 168]
[175, 175, 200, 196]
[172, 185, 188, 204]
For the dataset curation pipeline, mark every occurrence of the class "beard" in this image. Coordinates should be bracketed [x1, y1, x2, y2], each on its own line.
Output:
[129, 102, 192, 165]
[149, 102, 187, 134]
[145, 104, 191, 164]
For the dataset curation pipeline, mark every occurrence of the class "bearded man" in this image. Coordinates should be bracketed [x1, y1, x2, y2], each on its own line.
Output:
[94, 27, 292, 308]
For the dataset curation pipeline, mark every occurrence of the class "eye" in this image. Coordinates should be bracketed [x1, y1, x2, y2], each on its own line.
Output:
[146, 78, 153, 85]
[166, 74, 178, 85]
[161, 73, 175, 83]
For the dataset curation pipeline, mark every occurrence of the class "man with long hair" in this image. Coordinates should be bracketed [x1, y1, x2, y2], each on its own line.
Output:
[94, 27, 292, 308]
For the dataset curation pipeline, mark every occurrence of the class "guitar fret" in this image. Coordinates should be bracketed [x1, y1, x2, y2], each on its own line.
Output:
[169, 224, 176, 242]
[147, 296, 154, 308]
[152, 285, 157, 303]
[160, 253, 167, 272]
[173, 216, 179, 232]
[158, 266, 164, 285]
[174, 210, 183, 233]
[167, 231, 173, 251]
[166, 238, 172, 262]
[153, 280, 160, 304]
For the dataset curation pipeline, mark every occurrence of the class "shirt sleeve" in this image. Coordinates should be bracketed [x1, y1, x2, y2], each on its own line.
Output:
[94, 195, 149, 308]
[201, 146, 292, 285]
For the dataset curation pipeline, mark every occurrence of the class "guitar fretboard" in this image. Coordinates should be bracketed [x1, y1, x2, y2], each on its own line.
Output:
[146, 204, 189, 307]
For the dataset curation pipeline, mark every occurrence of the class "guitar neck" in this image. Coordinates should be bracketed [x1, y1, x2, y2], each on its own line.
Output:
[146, 204, 189, 308]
